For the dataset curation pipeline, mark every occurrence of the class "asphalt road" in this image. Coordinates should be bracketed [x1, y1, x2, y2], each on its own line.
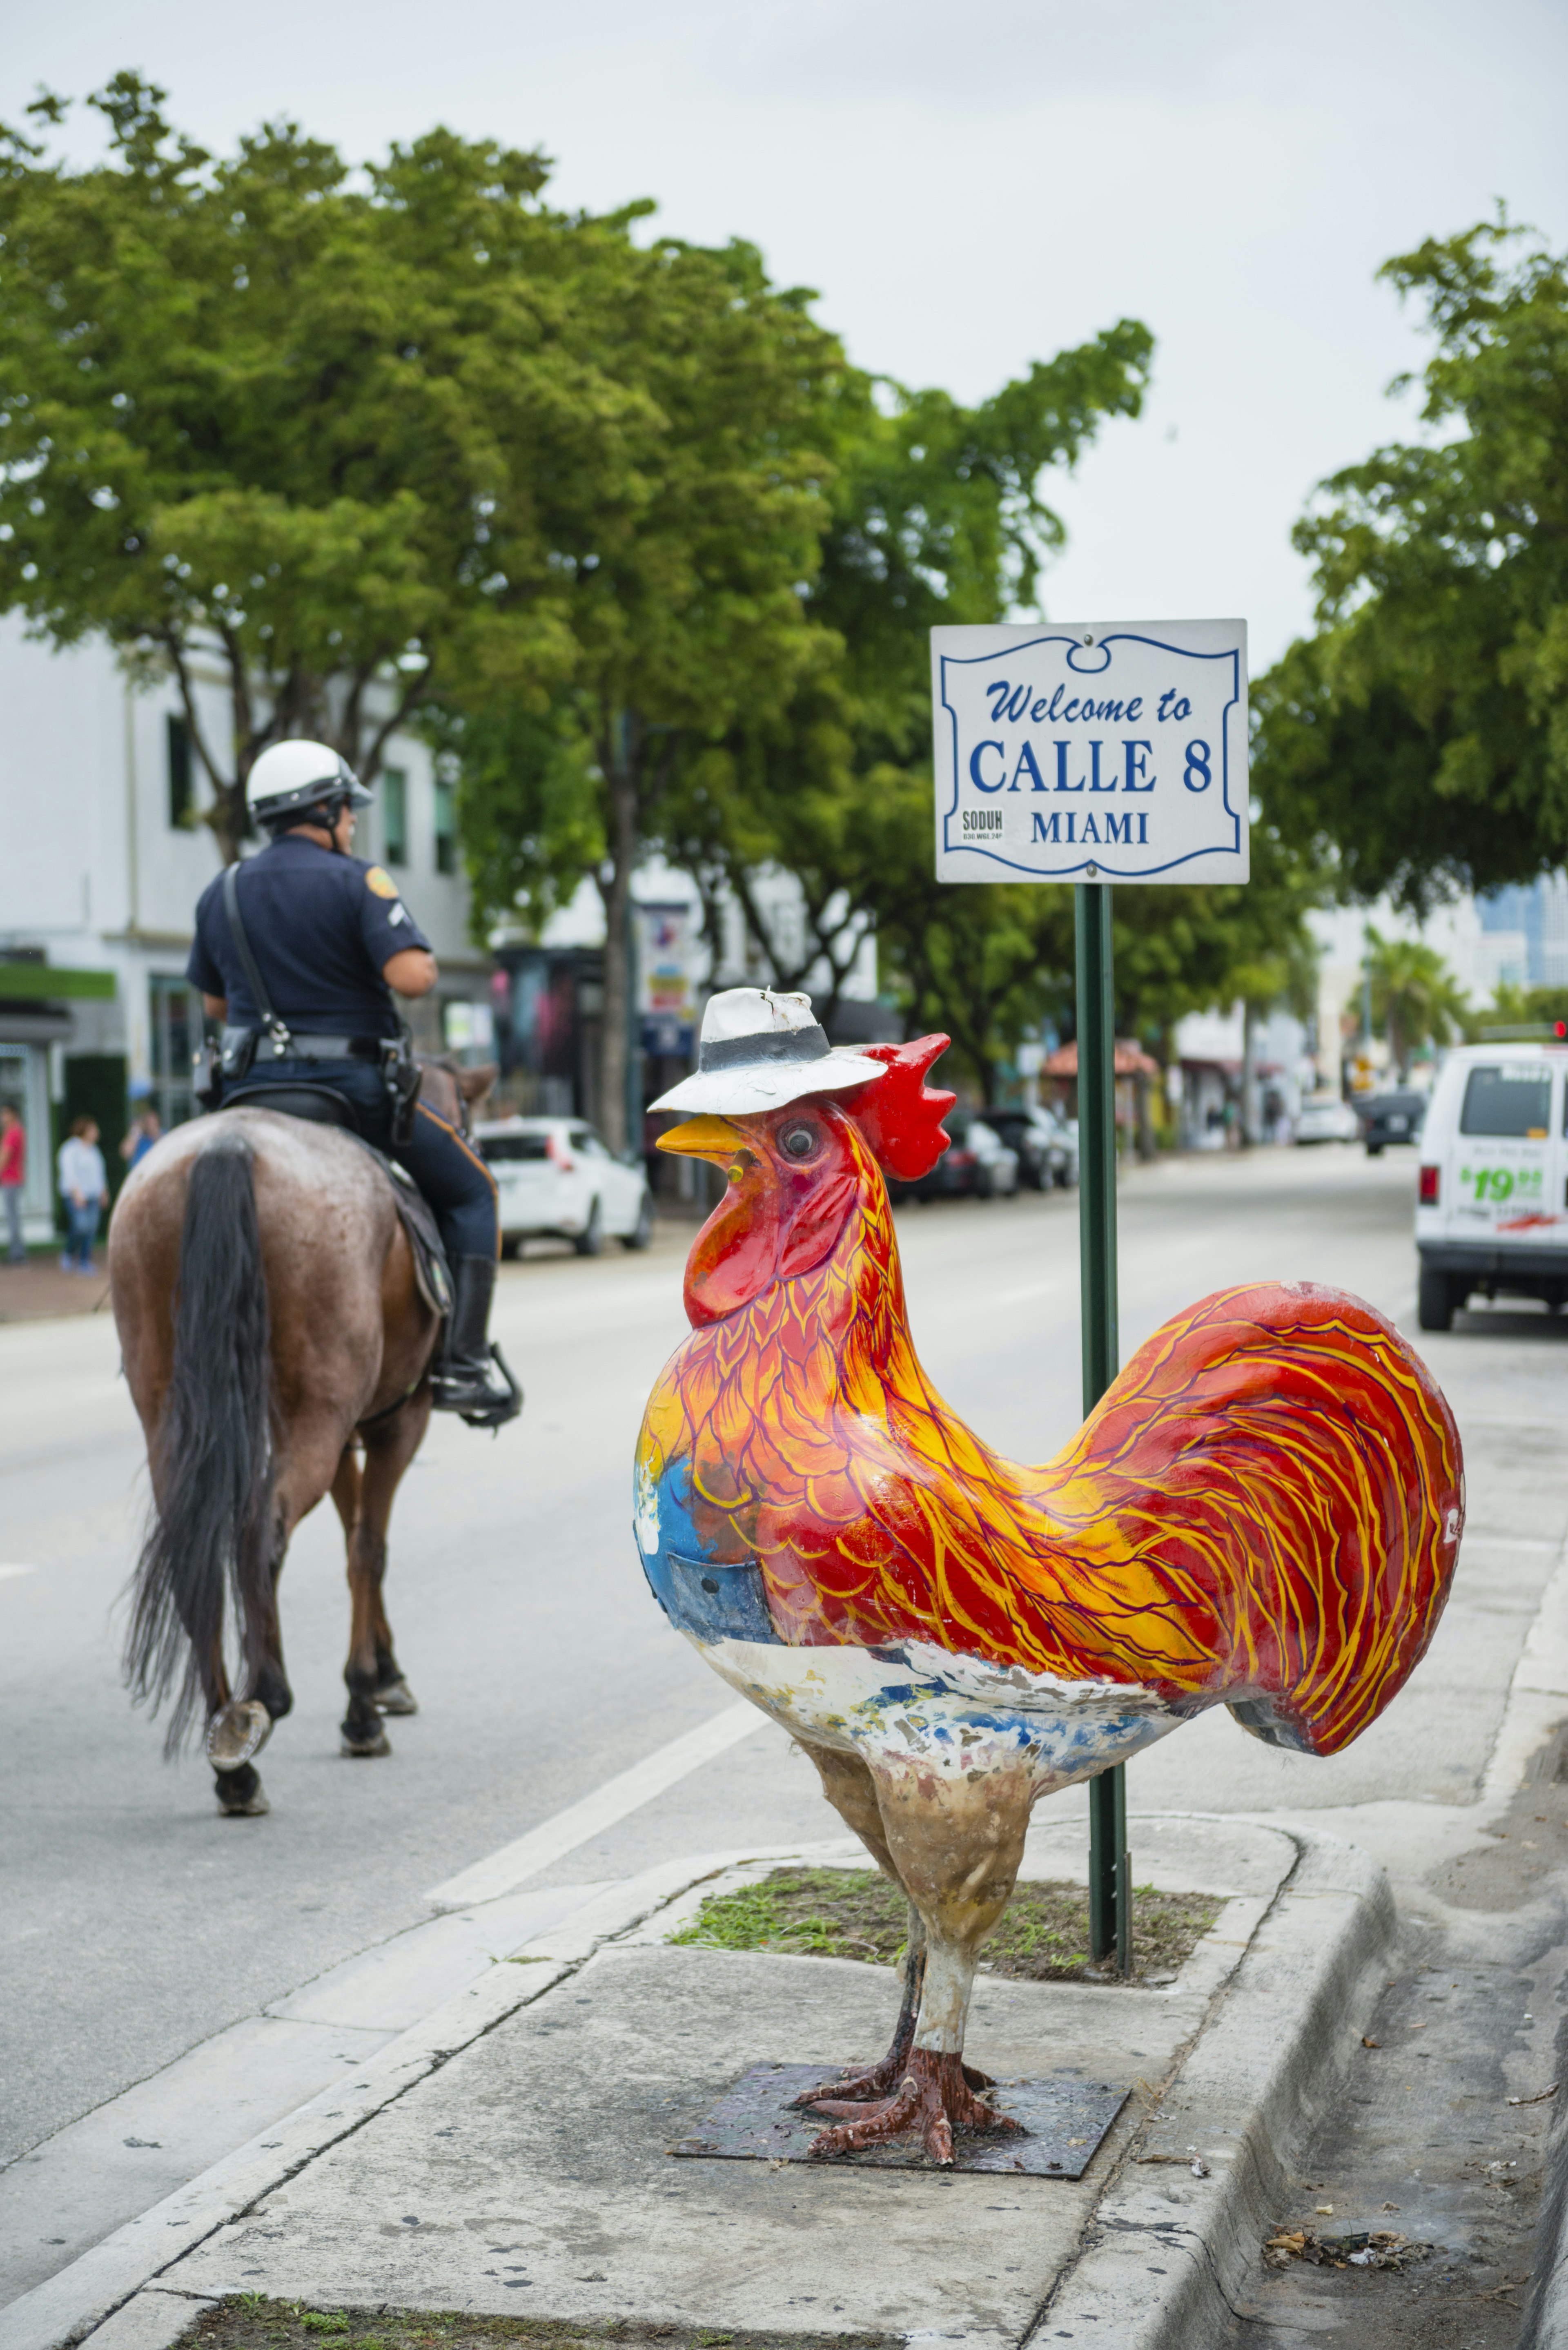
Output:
[2, 1140, 1564, 2216]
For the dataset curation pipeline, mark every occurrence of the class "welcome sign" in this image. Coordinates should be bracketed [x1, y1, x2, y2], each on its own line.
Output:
[931, 619, 1249, 886]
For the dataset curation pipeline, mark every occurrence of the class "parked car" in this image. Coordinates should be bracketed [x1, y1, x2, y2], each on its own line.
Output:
[891, 1110, 1020, 1202]
[1414, 1041, 1568, 1330]
[1294, 1092, 1360, 1144]
[476, 1117, 655, 1257]
[1357, 1089, 1428, 1156]
[983, 1105, 1080, 1189]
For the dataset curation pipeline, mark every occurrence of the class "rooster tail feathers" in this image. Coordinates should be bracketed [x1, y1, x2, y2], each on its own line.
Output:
[1059, 1282, 1463, 1758]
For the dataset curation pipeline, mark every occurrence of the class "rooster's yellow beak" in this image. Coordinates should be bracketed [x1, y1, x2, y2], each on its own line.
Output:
[656, 1114, 744, 1166]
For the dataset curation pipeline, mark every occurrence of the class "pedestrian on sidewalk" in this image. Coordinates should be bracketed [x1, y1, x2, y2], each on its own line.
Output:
[120, 1103, 162, 1170]
[0, 1104, 26, 1263]
[57, 1116, 109, 1274]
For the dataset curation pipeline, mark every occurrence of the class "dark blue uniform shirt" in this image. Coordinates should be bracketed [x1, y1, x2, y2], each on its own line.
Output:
[187, 836, 432, 1038]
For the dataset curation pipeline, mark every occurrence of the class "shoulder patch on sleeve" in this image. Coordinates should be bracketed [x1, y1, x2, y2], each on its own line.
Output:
[364, 865, 400, 900]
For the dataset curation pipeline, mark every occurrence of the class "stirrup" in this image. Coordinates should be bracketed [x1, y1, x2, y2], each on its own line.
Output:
[431, 1341, 522, 1430]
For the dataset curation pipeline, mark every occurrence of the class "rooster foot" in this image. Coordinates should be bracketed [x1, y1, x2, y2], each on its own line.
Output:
[795, 2047, 993, 2107]
[806, 2047, 1021, 2166]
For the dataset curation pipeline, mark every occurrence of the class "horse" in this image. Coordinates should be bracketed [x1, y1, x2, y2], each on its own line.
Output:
[107, 1058, 497, 1816]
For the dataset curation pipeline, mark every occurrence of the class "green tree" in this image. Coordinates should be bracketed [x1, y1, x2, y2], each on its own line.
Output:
[436, 235, 844, 1142]
[430, 700, 604, 942]
[1256, 215, 1568, 911]
[0, 75, 659, 860]
[1364, 927, 1468, 1072]
[657, 329, 1164, 1066]
[454, 299, 1162, 1091]
[680, 345, 1324, 1087]
[514, 235, 844, 1146]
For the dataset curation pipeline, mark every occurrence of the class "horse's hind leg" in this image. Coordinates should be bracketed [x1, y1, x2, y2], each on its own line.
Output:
[203, 1492, 296, 1813]
[333, 1448, 386, 1758]
[337, 1394, 430, 1757]
[239, 1514, 294, 1724]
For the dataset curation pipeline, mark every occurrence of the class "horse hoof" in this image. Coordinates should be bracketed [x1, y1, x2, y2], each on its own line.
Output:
[217, 1777, 270, 1817]
[375, 1678, 418, 1716]
[207, 1699, 272, 1772]
[341, 1727, 392, 1758]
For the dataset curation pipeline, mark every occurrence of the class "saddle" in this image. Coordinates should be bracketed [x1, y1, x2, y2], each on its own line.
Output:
[219, 1086, 452, 1320]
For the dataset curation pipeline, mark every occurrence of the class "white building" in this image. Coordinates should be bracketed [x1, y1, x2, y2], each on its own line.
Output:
[0, 621, 493, 1244]
[1472, 874, 1568, 995]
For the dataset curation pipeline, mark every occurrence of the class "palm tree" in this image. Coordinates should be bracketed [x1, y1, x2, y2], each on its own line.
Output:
[1365, 928, 1468, 1077]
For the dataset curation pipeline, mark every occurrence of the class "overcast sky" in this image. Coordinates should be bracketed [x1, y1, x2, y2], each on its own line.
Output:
[4, 0, 1565, 669]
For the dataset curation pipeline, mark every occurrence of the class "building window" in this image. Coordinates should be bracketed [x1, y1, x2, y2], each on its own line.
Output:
[382, 767, 408, 867]
[167, 714, 194, 829]
[434, 776, 457, 876]
[149, 974, 204, 1129]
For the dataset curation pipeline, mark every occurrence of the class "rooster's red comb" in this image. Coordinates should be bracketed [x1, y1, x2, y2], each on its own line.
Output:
[842, 1035, 956, 1182]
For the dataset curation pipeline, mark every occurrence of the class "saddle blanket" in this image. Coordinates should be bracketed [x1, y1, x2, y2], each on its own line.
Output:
[361, 1142, 453, 1319]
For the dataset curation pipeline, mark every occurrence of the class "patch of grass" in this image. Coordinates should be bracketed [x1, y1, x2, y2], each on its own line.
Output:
[192, 2305, 898, 2350]
[667, 1866, 1222, 1985]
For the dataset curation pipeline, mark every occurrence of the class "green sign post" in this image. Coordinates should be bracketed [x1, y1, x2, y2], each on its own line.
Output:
[931, 616, 1250, 1974]
[1074, 881, 1130, 1970]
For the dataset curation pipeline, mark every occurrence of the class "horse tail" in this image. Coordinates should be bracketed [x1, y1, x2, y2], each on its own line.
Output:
[124, 1135, 276, 1754]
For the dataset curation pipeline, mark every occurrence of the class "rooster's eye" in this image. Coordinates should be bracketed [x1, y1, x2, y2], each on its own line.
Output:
[779, 1120, 820, 1161]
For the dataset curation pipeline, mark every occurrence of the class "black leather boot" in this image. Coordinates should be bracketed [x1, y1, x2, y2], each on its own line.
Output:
[431, 1255, 522, 1427]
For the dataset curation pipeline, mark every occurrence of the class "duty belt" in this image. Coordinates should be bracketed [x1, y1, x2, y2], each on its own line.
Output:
[222, 1027, 387, 1063]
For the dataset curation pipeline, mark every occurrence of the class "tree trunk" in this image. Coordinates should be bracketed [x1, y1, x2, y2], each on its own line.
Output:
[597, 760, 639, 1155]
[207, 786, 247, 869]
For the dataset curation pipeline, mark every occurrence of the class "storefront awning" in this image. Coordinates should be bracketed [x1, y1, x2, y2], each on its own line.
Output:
[0, 965, 116, 1001]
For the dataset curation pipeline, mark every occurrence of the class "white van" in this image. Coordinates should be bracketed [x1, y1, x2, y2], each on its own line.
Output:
[1415, 1040, 1568, 1329]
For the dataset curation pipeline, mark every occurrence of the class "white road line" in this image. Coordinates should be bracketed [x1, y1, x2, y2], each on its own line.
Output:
[0, 1564, 36, 1581]
[423, 1701, 768, 1909]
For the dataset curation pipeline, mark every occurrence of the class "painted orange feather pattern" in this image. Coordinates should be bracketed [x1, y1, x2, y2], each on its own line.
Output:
[638, 1119, 1462, 1755]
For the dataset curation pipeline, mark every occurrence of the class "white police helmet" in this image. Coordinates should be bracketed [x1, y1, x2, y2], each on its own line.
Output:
[245, 739, 372, 829]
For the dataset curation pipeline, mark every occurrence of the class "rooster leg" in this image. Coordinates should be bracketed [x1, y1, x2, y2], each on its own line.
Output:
[807, 1756, 1033, 2164]
[791, 1903, 996, 2106]
[795, 1902, 925, 2105]
[791, 1739, 992, 2104]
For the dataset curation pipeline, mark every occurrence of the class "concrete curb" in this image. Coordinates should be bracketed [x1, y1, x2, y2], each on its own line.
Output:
[1522, 2084, 1568, 2350]
[1491, 1535, 1568, 2350]
[1483, 1529, 1568, 1810]
[1029, 1827, 1396, 2348]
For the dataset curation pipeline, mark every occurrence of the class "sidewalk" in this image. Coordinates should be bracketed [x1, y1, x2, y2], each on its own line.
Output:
[6, 1814, 1394, 2350]
[0, 1253, 111, 1321]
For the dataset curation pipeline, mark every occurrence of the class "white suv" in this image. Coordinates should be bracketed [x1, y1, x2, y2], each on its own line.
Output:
[1415, 1041, 1568, 1329]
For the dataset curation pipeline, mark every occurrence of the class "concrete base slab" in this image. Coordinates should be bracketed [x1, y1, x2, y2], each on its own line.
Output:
[148, 1816, 1385, 2350]
[168, 1941, 1181, 2348]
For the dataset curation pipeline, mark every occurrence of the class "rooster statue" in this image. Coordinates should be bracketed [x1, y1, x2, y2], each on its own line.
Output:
[635, 988, 1462, 2165]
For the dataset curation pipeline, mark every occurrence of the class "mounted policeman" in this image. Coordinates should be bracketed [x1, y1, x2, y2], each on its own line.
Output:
[187, 738, 520, 1429]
